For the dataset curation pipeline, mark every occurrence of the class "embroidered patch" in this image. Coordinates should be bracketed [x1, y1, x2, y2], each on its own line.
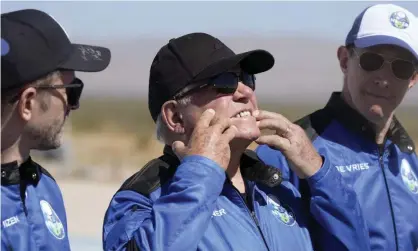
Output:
[266, 194, 296, 226]
[389, 11, 409, 29]
[400, 159, 418, 194]
[40, 200, 66, 239]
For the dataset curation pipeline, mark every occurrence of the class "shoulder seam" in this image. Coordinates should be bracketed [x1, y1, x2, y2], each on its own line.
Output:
[36, 163, 56, 182]
[294, 108, 335, 142]
[118, 155, 178, 196]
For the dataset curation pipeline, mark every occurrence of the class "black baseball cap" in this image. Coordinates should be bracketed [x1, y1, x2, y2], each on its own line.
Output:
[148, 32, 275, 122]
[1, 9, 111, 90]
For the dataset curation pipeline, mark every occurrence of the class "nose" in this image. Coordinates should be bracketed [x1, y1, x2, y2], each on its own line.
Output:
[233, 82, 254, 102]
[374, 78, 390, 89]
[373, 62, 394, 89]
[374, 61, 396, 89]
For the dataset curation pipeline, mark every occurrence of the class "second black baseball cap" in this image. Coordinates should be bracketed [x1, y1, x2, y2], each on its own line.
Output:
[148, 32, 275, 121]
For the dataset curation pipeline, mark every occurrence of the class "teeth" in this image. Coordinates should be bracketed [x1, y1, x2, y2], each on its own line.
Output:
[234, 111, 251, 118]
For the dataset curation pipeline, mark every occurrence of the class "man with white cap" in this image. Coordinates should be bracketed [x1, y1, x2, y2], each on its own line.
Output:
[257, 4, 418, 251]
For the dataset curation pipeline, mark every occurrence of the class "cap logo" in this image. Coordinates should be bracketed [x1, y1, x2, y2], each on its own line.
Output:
[390, 11, 409, 29]
[78, 45, 103, 61]
[1, 38, 10, 56]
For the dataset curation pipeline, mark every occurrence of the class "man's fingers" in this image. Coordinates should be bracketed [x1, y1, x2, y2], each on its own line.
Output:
[255, 135, 290, 151]
[172, 141, 187, 160]
[253, 110, 291, 125]
[257, 118, 291, 136]
[196, 109, 216, 129]
[222, 125, 238, 142]
[212, 118, 232, 134]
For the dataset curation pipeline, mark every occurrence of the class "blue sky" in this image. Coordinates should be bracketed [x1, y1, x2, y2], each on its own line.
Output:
[2, 1, 418, 43]
[2, 1, 418, 105]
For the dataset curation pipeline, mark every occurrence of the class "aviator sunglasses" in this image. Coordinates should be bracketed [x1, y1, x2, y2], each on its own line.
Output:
[173, 71, 256, 99]
[353, 49, 417, 80]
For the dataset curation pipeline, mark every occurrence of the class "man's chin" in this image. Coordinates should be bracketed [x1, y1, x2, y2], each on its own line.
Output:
[234, 127, 260, 141]
[35, 136, 63, 151]
[231, 119, 259, 139]
[35, 143, 62, 151]
[366, 105, 393, 121]
[363, 105, 393, 124]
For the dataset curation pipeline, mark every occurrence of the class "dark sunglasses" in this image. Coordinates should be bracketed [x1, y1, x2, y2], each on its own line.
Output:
[38, 78, 84, 109]
[354, 50, 417, 80]
[8, 78, 84, 109]
[173, 71, 256, 100]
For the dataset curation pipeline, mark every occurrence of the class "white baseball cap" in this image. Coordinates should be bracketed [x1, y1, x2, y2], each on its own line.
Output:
[345, 4, 418, 60]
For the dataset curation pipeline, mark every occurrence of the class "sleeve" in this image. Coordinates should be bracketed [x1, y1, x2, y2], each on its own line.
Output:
[102, 155, 226, 251]
[256, 145, 371, 251]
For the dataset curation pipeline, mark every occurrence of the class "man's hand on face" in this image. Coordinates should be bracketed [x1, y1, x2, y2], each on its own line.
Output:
[172, 109, 238, 171]
[253, 110, 323, 179]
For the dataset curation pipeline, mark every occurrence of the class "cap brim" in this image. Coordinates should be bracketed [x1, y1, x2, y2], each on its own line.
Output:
[194, 49, 275, 81]
[354, 35, 418, 60]
[58, 43, 111, 72]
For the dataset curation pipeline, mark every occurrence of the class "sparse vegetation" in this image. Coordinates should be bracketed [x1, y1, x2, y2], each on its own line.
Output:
[71, 98, 418, 138]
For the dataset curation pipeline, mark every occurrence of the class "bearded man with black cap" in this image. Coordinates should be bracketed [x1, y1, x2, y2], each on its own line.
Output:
[1, 9, 111, 250]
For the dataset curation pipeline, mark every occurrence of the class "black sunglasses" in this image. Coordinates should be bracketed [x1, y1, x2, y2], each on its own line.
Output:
[354, 50, 417, 80]
[8, 78, 84, 109]
[173, 72, 256, 100]
[37, 78, 84, 109]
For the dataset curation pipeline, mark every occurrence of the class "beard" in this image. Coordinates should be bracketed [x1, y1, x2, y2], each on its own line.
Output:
[26, 117, 65, 151]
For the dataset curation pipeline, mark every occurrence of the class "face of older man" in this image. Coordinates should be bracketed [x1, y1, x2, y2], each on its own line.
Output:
[178, 76, 260, 146]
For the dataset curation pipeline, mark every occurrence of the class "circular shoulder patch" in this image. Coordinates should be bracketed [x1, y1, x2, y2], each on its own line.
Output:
[40, 200, 66, 239]
[400, 159, 418, 194]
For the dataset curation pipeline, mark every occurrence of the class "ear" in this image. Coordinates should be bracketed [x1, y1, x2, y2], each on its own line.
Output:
[18, 87, 37, 122]
[337, 46, 350, 74]
[161, 100, 185, 134]
[409, 73, 417, 89]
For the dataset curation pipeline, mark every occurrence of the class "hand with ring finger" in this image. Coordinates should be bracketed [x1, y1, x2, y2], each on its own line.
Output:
[252, 110, 323, 179]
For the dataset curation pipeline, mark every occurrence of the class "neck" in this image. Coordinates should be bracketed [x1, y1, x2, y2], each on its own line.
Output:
[341, 87, 393, 145]
[226, 141, 249, 193]
[1, 137, 30, 166]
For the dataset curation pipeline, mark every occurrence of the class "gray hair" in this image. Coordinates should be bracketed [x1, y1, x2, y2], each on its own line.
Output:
[155, 95, 192, 144]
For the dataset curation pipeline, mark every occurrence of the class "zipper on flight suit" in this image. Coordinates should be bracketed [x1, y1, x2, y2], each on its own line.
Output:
[227, 179, 271, 251]
[378, 144, 399, 251]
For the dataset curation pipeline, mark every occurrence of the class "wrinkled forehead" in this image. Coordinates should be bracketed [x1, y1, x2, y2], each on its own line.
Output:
[361, 45, 417, 63]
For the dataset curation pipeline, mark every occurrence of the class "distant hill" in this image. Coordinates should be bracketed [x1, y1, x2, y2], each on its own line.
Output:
[76, 35, 418, 106]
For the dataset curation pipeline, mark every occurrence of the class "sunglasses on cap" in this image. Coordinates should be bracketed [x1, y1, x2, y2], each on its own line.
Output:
[353, 49, 417, 80]
[8, 78, 84, 109]
[173, 71, 256, 100]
